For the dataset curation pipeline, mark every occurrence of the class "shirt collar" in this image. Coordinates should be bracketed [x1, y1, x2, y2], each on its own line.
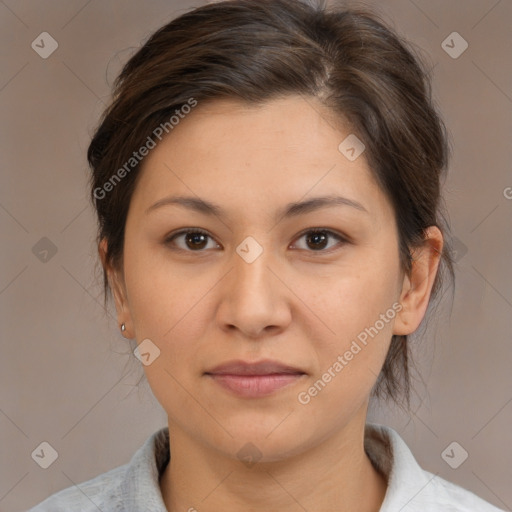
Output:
[123, 422, 450, 511]
[119, 426, 169, 510]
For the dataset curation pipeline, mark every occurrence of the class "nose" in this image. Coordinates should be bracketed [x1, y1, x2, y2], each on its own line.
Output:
[215, 239, 292, 339]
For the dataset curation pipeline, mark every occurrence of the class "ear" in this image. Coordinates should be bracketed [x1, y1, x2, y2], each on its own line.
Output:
[98, 238, 133, 338]
[393, 226, 443, 336]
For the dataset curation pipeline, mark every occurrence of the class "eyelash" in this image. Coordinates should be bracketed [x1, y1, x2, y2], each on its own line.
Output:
[164, 227, 349, 254]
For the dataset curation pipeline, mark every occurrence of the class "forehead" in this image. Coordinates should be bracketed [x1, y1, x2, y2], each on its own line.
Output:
[169, 95, 349, 155]
[129, 95, 392, 225]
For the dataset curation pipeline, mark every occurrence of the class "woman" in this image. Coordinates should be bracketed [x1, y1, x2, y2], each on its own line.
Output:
[28, 0, 506, 510]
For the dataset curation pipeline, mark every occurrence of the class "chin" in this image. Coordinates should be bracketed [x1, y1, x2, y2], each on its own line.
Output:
[209, 417, 314, 462]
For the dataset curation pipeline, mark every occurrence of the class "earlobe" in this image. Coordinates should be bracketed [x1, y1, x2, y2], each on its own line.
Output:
[98, 238, 133, 337]
[393, 226, 443, 336]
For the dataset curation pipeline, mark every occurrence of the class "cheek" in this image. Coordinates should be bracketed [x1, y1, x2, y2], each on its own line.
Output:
[124, 242, 205, 337]
[123, 246, 216, 396]
[313, 254, 400, 388]
[328, 254, 400, 334]
[124, 251, 214, 419]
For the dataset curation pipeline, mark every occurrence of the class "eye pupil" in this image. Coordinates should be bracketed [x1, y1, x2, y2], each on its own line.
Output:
[186, 232, 208, 250]
[306, 231, 328, 250]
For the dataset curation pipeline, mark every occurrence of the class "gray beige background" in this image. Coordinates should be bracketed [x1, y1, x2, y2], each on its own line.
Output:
[1, 0, 511, 511]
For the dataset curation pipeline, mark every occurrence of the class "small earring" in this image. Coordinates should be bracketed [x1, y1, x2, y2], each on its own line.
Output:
[121, 323, 126, 333]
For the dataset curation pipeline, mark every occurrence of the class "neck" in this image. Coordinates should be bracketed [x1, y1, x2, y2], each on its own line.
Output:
[159, 406, 387, 512]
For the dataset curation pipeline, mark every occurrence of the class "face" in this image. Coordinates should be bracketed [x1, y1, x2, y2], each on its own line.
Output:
[104, 95, 440, 462]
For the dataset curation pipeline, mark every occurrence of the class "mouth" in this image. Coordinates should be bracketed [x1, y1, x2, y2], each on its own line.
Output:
[204, 359, 307, 398]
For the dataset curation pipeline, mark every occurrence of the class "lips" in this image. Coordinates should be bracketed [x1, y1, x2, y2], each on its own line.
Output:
[204, 359, 306, 398]
[205, 359, 306, 376]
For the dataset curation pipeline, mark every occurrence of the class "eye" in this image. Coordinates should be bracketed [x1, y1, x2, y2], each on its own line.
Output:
[291, 228, 347, 252]
[164, 228, 221, 252]
[164, 227, 348, 253]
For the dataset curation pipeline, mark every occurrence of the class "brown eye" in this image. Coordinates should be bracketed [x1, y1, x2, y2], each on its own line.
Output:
[184, 232, 208, 250]
[292, 229, 347, 252]
[305, 231, 329, 250]
[165, 229, 220, 251]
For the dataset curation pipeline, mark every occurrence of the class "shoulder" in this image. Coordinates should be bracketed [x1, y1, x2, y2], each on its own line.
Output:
[27, 427, 170, 512]
[364, 423, 506, 512]
[423, 469, 506, 512]
[26, 463, 128, 512]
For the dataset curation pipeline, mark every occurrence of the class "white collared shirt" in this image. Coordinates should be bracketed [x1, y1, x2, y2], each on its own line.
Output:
[27, 423, 506, 511]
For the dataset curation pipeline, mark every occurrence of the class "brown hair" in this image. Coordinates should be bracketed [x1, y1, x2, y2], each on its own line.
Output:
[88, 0, 454, 408]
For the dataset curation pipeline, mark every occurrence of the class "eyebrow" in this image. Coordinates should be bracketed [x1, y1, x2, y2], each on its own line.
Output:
[144, 194, 369, 219]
